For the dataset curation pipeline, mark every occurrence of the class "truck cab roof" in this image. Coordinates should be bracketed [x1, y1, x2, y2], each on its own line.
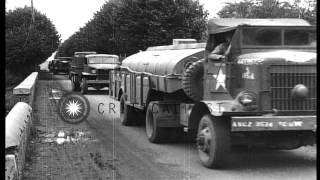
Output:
[208, 18, 311, 34]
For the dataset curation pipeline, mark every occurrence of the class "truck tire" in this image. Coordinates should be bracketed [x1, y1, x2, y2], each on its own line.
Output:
[81, 77, 88, 94]
[145, 102, 167, 143]
[120, 94, 136, 126]
[197, 114, 230, 168]
[182, 60, 204, 101]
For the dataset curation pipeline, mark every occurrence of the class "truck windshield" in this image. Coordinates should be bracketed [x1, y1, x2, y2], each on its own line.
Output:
[242, 28, 281, 46]
[242, 27, 316, 47]
[88, 57, 119, 64]
[284, 29, 316, 46]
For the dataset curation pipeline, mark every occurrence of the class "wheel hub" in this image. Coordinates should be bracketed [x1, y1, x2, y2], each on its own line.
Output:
[197, 127, 211, 153]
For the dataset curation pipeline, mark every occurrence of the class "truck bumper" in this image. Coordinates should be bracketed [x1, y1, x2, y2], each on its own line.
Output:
[231, 115, 316, 132]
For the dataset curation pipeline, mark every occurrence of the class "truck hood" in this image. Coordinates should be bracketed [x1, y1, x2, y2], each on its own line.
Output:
[88, 64, 118, 70]
[237, 50, 316, 64]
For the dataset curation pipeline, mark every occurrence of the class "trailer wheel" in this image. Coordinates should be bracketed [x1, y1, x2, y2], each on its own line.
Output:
[145, 102, 167, 143]
[120, 95, 136, 126]
[81, 77, 88, 94]
[197, 114, 230, 168]
[182, 60, 204, 101]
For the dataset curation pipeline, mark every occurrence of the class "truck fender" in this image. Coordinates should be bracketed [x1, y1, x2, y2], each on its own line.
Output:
[201, 100, 235, 116]
[188, 100, 234, 130]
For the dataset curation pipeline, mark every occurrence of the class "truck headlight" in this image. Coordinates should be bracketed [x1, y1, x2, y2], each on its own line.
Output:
[91, 69, 97, 74]
[237, 91, 257, 106]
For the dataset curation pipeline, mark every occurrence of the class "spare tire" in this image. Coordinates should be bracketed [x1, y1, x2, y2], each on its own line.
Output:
[182, 60, 204, 101]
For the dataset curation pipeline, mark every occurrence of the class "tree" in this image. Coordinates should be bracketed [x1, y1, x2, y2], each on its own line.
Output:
[217, 0, 316, 25]
[114, 0, 208, 55]
[6, 6, 60, 77]
[216, 0, 256, 18]
[56, 0, 208, 58]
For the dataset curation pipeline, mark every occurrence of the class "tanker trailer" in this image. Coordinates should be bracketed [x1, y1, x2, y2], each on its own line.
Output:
[110, 18, 316, 169]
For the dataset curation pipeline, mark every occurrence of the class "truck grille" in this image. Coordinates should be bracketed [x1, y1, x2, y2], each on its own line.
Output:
[269, 65, 316, 111]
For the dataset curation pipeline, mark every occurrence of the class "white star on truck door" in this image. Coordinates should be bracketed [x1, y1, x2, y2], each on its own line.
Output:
[213, 68, 226, 90]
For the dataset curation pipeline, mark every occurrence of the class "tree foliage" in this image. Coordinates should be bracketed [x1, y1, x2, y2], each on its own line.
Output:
[6, 6, 60, 76]
[217, 0, 316, 25]
[56, 0, 208, 58]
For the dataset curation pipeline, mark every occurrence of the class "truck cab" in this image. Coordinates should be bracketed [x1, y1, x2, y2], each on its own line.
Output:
[203, 19, 316, 111]
[80, 54, 120, 94]
[196, 18, 316, 167]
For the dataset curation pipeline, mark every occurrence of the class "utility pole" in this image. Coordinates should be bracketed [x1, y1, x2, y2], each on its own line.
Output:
[22, 0, 35, 53]
[31, 0, 35, 23]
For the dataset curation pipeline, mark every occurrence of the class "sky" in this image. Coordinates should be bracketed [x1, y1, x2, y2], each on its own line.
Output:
[5, 0, 243, 41]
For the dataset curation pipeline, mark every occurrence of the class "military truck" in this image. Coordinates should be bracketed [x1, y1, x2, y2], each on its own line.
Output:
[49, 57, 72, 74]
[80, 54, 120, 94]
[69, 51, 96, 91]
[110, 18, 316, 168]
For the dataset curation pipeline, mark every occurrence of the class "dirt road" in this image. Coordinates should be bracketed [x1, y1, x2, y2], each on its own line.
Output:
[23, 73, 316, 180]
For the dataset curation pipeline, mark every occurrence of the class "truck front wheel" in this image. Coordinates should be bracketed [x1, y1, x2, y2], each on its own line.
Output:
[197, 114, 230, 168]
[81, 77, 88, 94]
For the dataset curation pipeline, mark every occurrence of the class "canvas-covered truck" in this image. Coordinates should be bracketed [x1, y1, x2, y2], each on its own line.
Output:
[109, 18, 316, 168]
[80, 54, 120, 94]
[69, 51, 96, 91]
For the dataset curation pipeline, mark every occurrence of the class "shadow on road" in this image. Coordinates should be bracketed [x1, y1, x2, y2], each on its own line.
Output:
[225, 146, 316, 170]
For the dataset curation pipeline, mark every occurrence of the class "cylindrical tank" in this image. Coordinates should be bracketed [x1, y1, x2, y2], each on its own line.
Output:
[121, 43, 206, 101]
[121, 43, 205, 76]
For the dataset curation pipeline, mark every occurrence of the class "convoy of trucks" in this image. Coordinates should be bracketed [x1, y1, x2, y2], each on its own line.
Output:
[55, 18, 317, 169]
